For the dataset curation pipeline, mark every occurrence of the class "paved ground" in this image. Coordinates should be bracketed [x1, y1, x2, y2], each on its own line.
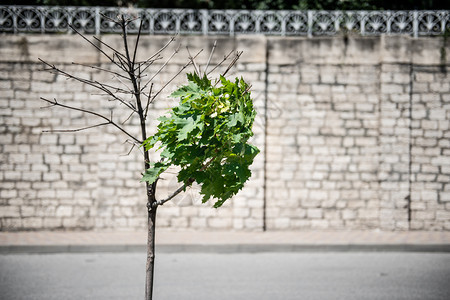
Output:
[1, 252, 449, 300]
[1, 230, 449, 299]
[1, 230, 450, 253]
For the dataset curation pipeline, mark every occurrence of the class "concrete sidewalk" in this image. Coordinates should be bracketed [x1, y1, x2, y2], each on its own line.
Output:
[1, 230, 450, 253]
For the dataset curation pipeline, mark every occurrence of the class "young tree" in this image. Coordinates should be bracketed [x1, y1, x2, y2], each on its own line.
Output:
[39, 14, 259, 300]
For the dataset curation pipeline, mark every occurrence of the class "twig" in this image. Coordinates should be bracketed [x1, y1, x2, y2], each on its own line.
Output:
[121, 143, 136, 156]
[244, 84, 253, 94]
[151, 155, 217, 209]
[151, 179, 194, 209]
[115, 52, 132, 73]
[206, 49, 234, 76]
[136, 36, 177, 73]
[186, 46, 201, 76]
[39, 59, 137, 112]
[71, 62, 130, 81]
[140, 44, 181, 93]
[43, 122, 110, 133]
[40, 97, 141, 144]
[138, 55, 163, 75]
[69, 24, 125, 71]
[204, 40, 217, 77]
[149, 49, 203, 103]
[213, 51, 243, 87]
[222, 51, 243, 77]
[99, 12, 120, 24]
[122, 110, 135, 125]
[92, 36, 128, 61]
[120, 138, 143, 156]
[121, 15, 134, 73]
[94, 79, 132, 95]
[113, 75, 134, 94]
[132, 19, 144, 67]
[144, 83, 154, 120]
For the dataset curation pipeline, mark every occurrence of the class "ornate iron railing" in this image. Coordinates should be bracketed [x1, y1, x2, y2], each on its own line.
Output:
[0, 6, 449, 37]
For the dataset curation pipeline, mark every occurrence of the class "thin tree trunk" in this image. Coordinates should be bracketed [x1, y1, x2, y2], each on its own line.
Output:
[145, 205, 157, 300]
[121, 17, 158, 299]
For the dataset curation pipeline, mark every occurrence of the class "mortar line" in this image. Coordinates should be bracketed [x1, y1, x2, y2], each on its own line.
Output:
[407, 63, 414, 229]
[262, 38, 269, 232]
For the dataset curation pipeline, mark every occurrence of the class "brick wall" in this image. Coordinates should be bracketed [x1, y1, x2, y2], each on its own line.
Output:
[0, 34, 449, 231]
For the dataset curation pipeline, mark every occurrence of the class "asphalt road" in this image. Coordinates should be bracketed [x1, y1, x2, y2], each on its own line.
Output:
[1, 252, 449, 300]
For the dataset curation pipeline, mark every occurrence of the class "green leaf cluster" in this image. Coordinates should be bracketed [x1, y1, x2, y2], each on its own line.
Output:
[142, 73, 259, 208]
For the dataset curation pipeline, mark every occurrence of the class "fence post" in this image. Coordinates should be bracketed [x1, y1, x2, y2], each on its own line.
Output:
[413, 10, 418, 38]
[360, 11, 366, 35]
[386, 11, 391, 35]
[255, 10, 261, 33]
[280, 10, 286, 36]
[440, 11, 446, 35]
[12, 6, 17, 34]
[229, 10, 235, 36]
[148, 8, 154, 35]
[95, 6, 100, 35]
[334, 11, 340, 34]
[307, 10, 313, 38]
[175, 9, 181, 34]
[40, 6, 45, 34]
[201, 9, 208, 35]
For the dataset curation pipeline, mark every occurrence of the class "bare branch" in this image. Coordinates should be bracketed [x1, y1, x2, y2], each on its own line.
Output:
[94, 79, 132, 95]
[149, 49, 203, 103]
[186, 46, 201, 76]
[39, 59, 137, 112]
[113, 74, 135, 94]
[99, 12, 120, 24]
[43, 122, 110, 133]
[137, 55, 163, 76]
[212, 50, 243, 87]
[144, 83, 154, 120]
[132, 19, 144, 67]
[99, 13, 139, 30]
[121, 143, 136, 156]
[151, 180, 193, 209]
[136, 36, 177, 73]
[244, 84, 253, 94]
[140, 44, 181, 93]
[122, 110, 135, 125]
[206, 49, 234, 76]
[204, 40, 217, 76]
[222, 50, 243, 77]
[114, 51, 131, 72]
[69, 24, 125, 71]
[71, 62, 130, 81]
[151, 154, 217, 209]
[40, 97, 141, 144]
[120, 138, 143, 156]
[92, 36, 128, 61]
[121, 15, 134, 73]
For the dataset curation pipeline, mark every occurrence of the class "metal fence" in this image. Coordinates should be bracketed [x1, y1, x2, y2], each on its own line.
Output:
[0, 6, 449, 37]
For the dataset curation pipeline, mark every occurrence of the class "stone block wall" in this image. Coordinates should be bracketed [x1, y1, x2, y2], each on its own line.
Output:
[0, 34, 266, 231]
[409, 66, 450, 230]
[265, 36, 449, 231]
[0, 34, 449, 231]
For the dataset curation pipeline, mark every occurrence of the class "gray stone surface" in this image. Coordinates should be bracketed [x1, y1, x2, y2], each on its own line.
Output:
[1, 252, 449, 300]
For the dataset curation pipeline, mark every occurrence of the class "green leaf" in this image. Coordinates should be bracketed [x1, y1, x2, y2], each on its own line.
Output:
[142, 73, 260, 207]
[188, 73, 211, 89]
[170, 81, 202, 100]
[175, 116, 197, 141]
[141, 162, 169, 184]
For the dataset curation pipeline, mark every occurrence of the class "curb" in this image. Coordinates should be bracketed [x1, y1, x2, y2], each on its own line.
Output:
[1, 243, 450, 254]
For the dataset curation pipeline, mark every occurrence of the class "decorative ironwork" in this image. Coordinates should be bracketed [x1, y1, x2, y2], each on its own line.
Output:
[0, 6, 448, 37]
